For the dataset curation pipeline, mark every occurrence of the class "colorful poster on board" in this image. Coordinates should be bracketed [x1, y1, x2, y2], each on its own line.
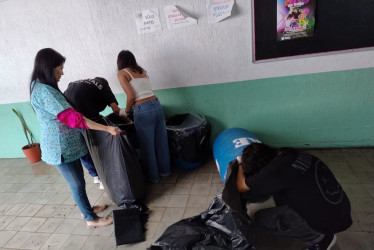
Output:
[277, 0, 316, 41]
[134, 9, 162, 34]
[164, 5, 197, 29]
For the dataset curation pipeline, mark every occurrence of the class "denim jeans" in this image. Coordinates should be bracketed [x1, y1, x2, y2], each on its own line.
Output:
[56, 159, 96, 221]
[80, 153, 98, 177]
[79, 130, 98, 177]
[134, 98, 171, 183]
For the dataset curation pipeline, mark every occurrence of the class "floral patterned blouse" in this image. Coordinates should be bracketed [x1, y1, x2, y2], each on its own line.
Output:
[30, 80, 88, 165]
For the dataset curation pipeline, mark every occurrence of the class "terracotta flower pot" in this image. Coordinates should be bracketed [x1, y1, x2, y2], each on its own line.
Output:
[22, 143, 42, 163]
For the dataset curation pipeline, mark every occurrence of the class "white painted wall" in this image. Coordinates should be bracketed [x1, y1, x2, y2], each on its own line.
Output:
[1, 0, 373, 105]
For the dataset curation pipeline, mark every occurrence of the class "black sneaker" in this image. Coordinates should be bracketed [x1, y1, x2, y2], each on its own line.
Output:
[308, 234, 337, 250]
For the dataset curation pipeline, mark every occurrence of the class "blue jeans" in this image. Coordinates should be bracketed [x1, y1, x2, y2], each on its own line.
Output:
[134, 98, 171, 183]
[56, 159, 96, 221]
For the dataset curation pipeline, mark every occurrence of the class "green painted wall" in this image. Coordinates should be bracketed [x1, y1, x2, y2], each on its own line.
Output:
[1, 67, 373, 159]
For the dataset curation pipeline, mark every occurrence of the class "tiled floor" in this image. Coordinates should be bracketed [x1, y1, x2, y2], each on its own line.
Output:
[0, 148, 373, 249]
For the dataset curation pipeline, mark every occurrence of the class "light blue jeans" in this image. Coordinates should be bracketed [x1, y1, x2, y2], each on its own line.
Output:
[56, 159, 96, 221]
[134, 98, 171, 183]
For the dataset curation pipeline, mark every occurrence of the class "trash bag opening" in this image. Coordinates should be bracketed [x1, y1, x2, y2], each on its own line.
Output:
[166, 113, 211, 169]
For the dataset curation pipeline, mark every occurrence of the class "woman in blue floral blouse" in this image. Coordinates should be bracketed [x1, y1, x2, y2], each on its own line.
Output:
[30, 48, 121, 228]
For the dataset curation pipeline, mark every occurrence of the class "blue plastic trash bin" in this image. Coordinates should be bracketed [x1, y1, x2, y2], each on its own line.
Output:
[213, 128, 261, 182]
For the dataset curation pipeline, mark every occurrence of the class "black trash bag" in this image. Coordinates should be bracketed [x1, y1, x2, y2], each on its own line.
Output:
[148, 160, 255, 250]
[82, 116, 146, 208]
[105, 112, 135, 133]
[113, 207, 148, 246]
[105, 113, 138, 150]
[166, 113, 211, 163]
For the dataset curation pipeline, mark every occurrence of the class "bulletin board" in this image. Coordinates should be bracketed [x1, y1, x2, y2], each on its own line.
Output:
[252, 0, 374, 62]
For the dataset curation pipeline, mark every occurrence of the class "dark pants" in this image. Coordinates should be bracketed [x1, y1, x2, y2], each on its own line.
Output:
[79, 129, 98, 178]
[80, 153, 98, 177]
[254, 205, 324, 246]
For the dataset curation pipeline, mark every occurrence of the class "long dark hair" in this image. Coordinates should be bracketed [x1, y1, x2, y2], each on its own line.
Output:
[241, 143, 278, 176]
[117, 50, 144, 74]
[29, 48, 66, 96]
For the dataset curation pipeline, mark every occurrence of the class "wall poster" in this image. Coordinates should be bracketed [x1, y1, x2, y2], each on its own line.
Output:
[134, 8, 162, 34]
[206, 0, 235, 24]
[164, 5, 197, 29]
[277, 0, 316, 41]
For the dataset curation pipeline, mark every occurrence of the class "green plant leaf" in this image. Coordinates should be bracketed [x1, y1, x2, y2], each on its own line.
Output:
[12, 108, 34, 147]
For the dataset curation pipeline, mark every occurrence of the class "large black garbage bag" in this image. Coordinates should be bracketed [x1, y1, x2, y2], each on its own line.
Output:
[83, 116, 146, 208]
[166, 113, 211, 163]
[148, 161, 255, 250]
[105, 113, 138, 150]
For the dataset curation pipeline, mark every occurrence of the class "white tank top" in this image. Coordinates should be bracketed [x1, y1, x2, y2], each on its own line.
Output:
[123, 68, 155, 101]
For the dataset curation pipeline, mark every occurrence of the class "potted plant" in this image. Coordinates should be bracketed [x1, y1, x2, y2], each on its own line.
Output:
[12, 108, 42, 163]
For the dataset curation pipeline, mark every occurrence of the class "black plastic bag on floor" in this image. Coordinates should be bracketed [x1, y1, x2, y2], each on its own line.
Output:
[113, 207, 148, 245]
[148, 160, 255, 250]
[82, 116, 146, 208]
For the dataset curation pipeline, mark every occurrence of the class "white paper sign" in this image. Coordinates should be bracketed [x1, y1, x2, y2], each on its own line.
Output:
[134, 8, 162, 34]
[164, 5, 197, 29]
[206, 0, 235, 24]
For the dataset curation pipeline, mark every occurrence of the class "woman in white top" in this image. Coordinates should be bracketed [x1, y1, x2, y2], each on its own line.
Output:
[117, 50, 171, 183]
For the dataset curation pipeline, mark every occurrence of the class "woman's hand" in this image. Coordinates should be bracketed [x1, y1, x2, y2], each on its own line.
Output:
[84, 117, 122, 135]
[107, 126, 122, 135]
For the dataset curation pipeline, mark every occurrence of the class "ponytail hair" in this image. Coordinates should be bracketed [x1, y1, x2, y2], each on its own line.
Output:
[117, 50, 144, 74]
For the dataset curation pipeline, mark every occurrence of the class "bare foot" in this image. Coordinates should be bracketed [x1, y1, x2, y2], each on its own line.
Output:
[87, 216, 113, 229]
[93, 204, 108, 213]
[81, 205, 109, 218]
